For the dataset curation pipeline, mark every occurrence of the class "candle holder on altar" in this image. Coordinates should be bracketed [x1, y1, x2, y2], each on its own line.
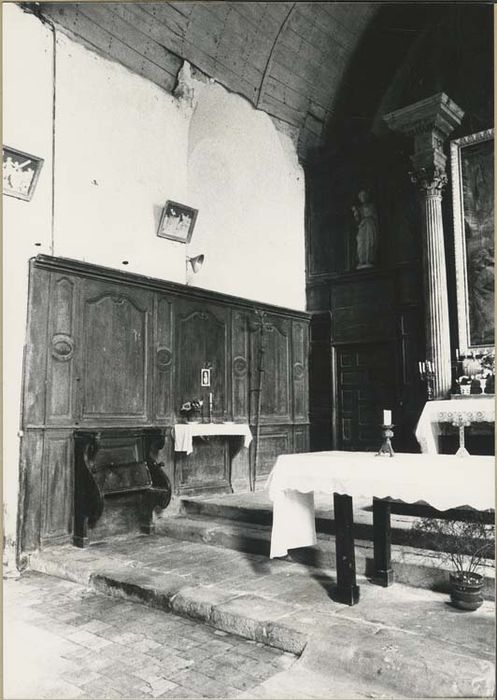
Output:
[376, 424, 395, 457]
[418, 360, 435, 401]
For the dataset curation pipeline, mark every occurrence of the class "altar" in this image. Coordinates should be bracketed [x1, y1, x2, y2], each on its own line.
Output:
[415, 397, 495, 454]
[172, 423, 253, 495]
[267, 450, 494, 605]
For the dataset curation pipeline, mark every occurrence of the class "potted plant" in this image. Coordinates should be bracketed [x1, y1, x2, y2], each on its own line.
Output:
[411, 516, 495, 611]
[179, 399, 203, 423]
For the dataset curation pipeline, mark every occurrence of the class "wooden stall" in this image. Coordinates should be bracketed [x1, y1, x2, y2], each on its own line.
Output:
[19, 255, 309, 553]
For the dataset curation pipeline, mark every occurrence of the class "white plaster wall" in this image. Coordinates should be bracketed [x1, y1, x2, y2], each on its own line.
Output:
[187, 81, 306, 309]
[52, 33, 189, 283]
[2, 3, 54, 562]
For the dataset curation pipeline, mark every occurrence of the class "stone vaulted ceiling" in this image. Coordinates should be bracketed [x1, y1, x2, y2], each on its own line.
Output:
[34, 2, 378, 157]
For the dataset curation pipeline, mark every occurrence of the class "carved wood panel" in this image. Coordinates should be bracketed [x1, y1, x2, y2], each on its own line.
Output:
[23, 266, 50, 426]
[254, 427, 291, 484]
[46, 276, 77, 424]
[291, 320, 309, 422]
[154, 294, 174, 421]
[250, 315, 291, 423]
[19, 430, 44, 552]
[293, 425, 309, 453]
[175, 302, 229, 421]
[175, 438, 230, 495]
[79, 281, 151, 421]
[231, 310, 249, 420]
[41, 431, 73, 544]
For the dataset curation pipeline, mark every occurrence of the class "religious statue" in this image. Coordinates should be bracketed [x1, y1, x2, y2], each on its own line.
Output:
[352, 189, 379, 269]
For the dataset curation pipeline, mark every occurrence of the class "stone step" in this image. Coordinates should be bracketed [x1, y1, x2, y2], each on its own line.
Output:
[29, 536, 496, 699]
[155, 512, 495, 599]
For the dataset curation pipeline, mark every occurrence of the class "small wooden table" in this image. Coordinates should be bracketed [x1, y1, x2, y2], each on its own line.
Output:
[267, 451, 494, 605]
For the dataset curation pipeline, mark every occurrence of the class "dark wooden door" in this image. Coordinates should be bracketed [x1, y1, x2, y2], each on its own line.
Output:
[336, 342, 397, 451]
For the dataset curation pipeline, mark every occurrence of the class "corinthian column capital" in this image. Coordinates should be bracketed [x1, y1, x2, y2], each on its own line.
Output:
[409, 166, 448, 197]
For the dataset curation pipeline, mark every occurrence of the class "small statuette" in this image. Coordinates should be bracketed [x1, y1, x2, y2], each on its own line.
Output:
[376, 424, 395, 457]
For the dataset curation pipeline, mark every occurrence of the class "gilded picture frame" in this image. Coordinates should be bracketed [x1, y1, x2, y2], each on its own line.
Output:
[450, 128, 494, 354]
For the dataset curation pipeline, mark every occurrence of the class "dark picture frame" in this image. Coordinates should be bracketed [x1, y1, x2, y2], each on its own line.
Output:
[157, 200, 198, 243]
[3, 146, 44, 201]
[451, 128, 494, 353]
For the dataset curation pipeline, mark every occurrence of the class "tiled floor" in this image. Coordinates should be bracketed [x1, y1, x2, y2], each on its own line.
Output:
[4, 572, 296, 699]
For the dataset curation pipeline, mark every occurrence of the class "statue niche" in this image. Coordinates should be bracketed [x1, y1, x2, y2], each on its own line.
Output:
[352, 189, 379, 269]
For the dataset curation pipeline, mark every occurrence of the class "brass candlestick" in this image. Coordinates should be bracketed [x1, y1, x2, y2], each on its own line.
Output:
[376, 424, 395, 457]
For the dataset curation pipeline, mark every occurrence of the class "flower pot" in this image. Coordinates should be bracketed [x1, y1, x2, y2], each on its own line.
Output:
[460, 384, 471, 396]
[449, 572, 484, 611]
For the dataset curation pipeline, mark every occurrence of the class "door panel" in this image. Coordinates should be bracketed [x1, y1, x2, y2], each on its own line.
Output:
[336, 343, 397, 451]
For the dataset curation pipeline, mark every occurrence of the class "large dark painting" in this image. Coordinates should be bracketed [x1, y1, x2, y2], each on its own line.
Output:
[451, 129, 494, 351]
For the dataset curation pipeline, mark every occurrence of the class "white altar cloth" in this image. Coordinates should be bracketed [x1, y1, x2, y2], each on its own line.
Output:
[415, 398, 495, 454]
[267, 451, 495, 558]
[173, 423, 252, 455]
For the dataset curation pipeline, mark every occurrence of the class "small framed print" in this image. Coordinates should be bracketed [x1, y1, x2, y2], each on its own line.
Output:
[157, 200, 198, 243]
[3, 146, 44, 201]
[201, 368, 211, 387]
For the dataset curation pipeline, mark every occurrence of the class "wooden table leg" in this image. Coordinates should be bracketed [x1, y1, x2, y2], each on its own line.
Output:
[373, 497, 394, 586]
[333, 492, 360, 605]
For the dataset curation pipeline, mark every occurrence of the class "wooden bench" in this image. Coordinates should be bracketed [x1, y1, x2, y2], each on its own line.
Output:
[73, 428, 171, 548]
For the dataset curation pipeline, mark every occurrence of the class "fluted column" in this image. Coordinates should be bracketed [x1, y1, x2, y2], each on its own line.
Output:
[412, 167, 452, 396]
[384, 94, 464, 399]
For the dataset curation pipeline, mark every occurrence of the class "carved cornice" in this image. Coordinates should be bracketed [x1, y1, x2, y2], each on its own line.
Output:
[383, 93, 464, 140]
[32, 255, 310, 322]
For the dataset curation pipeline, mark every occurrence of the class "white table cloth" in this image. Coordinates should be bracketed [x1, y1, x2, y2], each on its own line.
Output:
[172, 423, 252, 455]
[267, 451, 495, 558]
[415, 397, 495, 454]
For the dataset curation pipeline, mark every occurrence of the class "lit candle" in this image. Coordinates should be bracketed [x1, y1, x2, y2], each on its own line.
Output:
[383, 409, 392, 425]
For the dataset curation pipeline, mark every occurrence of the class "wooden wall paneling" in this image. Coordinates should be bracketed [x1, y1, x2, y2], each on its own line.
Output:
[19, 430, 44, 553]
[153, 294, 175, 422]
[175, 301, 229, 421]
[23, 265, 50, 427]
[205, 304, 230, 420]
[250, 314, 291, 423]
[174, 301, 230, 491]
[40, 430, 73, 545]
[79, 279, 152, 424]
[291, 319, 309, 422]
[309, 312, 334, 451]
[330, 278, 395, 343]
[293, 425, 309, 453]
[231, 310, 249, 421]
[174, 437, 231, 495]
[253, 425, 291, 486]
[46, 274, 77, 424]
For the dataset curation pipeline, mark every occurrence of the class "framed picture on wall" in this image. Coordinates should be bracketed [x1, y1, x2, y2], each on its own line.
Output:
[157, 200, 198, 243]
[3, 146, 44, 201]
[451, 128, 494, 353]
